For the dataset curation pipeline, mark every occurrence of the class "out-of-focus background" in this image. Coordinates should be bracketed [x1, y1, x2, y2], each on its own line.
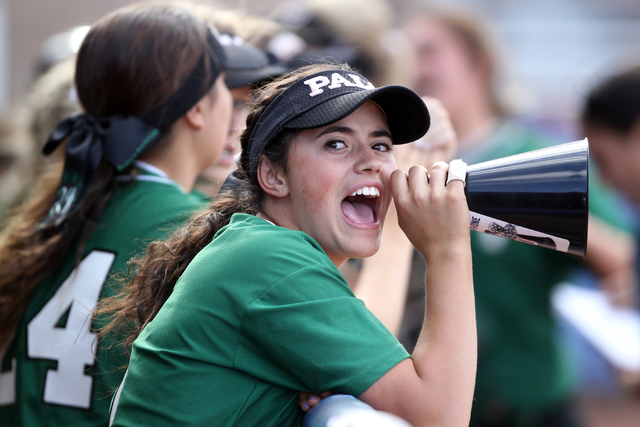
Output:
[2, 1, 640, 426]
[2, 0, 640, 138]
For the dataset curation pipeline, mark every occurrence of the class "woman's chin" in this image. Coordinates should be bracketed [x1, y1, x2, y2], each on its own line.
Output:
[346, 239, 381, 260]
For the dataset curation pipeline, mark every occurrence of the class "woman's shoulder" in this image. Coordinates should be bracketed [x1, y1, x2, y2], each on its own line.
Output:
[183, 213, 337, 284]
[93, 181, 205, 250]
[108, 180, 204, 220]
[216, 213, 327, 260]
[175, 213, 346, 306]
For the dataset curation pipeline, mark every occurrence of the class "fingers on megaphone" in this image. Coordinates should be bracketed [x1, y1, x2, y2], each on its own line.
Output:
[446, 159, 467, 187]
[421, 160, 467, 186]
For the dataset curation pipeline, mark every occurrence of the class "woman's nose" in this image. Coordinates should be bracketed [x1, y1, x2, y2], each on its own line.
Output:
[355, 145, 382, 174]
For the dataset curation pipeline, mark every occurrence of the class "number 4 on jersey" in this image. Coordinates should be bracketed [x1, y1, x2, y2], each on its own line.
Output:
[13, 250, 115, 409]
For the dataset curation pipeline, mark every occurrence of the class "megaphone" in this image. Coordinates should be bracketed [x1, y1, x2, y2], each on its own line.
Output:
[463, 138, 589, 257]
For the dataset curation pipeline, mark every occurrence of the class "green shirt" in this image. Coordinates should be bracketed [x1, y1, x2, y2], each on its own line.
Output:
[111, 214, 409, 427]
[0, 163, 205, 427]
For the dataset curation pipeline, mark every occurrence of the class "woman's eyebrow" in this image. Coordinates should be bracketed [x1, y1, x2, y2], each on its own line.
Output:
[371, 129, 392, 139]
[317, 126, 392, 139]
[318, 125, 353, 137]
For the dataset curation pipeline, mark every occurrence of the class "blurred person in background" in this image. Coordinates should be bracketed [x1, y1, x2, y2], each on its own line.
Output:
[0, 117, 24, 219]
[0, 3, 232, 425]
[0, 35, 81, 223]
[180, 3, 287, 198]
[31, 25, 89, 83]
[196, 35, 286, 197]
[582, 67, 640, 232]
[582, 65, 640, 402]
[404, 5, 636, 427]
[268, 0, 408, 87]
[194, 36, 286, 198]
[0, 59, 79, 222]
[583, 66, 640, 313]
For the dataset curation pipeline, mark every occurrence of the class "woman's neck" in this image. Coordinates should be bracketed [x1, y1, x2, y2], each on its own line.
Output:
[138, 138, 200, 193]
[256, 209, 347, 269]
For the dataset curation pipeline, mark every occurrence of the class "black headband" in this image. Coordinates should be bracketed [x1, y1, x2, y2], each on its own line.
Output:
[40, 25, 226, 229]
[246, 69, 430, 185]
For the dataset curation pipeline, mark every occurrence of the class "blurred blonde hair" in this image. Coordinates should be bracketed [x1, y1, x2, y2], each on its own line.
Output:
[174, 0, 282, 49]
[0, 58, 77, 220]
[299, 0, 403, 86]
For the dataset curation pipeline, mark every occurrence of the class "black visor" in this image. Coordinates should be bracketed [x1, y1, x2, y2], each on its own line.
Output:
[247, 69, 430, 180]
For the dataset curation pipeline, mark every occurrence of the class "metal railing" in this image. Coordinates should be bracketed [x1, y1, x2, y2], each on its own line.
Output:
[303, 394, 413, 427]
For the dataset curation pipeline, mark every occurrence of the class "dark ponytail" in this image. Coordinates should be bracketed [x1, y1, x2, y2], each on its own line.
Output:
[0, 3, 222, 349]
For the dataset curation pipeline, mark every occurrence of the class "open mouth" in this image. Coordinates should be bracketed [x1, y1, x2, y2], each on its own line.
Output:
[340, 186, 381, 225]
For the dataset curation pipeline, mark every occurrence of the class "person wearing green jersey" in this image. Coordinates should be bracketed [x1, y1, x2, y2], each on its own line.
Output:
[404, 6, 635, 427]
[0, 3, 234, 426]
[99, 62, 477, 427]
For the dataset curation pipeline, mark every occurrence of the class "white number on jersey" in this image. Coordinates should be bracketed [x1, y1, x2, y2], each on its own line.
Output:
[2, 250, 116, 409]
[0, 358, 16, 405]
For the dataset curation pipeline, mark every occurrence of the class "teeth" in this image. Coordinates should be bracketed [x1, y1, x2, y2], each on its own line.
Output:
[350, 186, 380, 198]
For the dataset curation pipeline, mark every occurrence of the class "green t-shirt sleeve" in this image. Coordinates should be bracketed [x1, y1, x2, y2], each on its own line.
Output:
[237, 263, 410, 398]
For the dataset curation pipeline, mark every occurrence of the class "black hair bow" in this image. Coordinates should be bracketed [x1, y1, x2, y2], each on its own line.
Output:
[40, 112, 161, 228]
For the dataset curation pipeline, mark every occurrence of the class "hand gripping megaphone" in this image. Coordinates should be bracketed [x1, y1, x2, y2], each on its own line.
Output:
[462, 138, 589, 257]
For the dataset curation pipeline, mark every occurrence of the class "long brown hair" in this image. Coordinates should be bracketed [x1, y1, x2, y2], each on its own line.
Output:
[97, 62, 355, 352]
[0, 3, 221, 349]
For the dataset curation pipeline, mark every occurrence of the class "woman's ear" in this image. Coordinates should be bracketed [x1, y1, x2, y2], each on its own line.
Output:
[257, 156, 289, 198]
[183, 97, 208, 130]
